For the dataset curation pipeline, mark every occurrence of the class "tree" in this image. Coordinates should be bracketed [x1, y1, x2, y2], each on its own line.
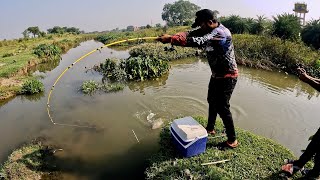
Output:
[221, 15, 249, 34]
[22, 30, 29, 39]
[26, 26, 41, 38]
[161, 0, 200, 26]
[252, 15, 268, 35]
[245, 17, 255, 34]
[66, 27, 80, 34]
[155, 23, 162, 28]
[47, 26, 81, 34]
[39, 31, 46, 37]
[301, 19, 320, 49]
[47, 26, 65, 34]
[146, 24, 152, 29]
[272, 13, 301, 41]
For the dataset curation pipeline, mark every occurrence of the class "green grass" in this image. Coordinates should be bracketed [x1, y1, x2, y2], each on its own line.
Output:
[0, 34, 96, 78]
[0, 33, 97, 99]
[145, 116, 312, 179]
[0, 141, 61, 180]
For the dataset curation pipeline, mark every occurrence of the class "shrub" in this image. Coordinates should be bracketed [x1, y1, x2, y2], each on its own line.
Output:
[20, 79, 44, 94]
[95, 33, 122, 44]
[54, 39, 76, 53]
[33, 44, 62, 59]
[233, 34, 320, 77]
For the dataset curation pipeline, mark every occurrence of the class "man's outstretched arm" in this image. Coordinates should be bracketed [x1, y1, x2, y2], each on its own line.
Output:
[297, 68, 320, 92]
[157, 29, 216, 48]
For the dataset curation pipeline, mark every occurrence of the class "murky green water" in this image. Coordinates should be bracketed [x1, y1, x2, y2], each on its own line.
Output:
[0, 40, 319, 179]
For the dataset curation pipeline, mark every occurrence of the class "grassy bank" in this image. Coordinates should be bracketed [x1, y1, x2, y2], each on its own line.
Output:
[145, 116, 312, 179]
[233, 34, 320, 77]
[0, 140, 61, 180]
[0, 33, 96, 100]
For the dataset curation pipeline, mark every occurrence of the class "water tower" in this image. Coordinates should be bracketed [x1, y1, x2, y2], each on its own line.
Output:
[293, 2, 309, 26]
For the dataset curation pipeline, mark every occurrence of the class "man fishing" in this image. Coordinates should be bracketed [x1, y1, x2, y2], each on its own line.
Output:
[157, 9, 239, 148]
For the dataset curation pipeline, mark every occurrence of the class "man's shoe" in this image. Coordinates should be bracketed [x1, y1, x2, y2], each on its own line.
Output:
[226, 140, 239, 148]
[281, 163, 302, 177]
[207, 130, 216, 135]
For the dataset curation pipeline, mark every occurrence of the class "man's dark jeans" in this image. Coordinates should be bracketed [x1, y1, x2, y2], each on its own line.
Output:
[206, 76, 237, 142]
[294, 128, 320, 177]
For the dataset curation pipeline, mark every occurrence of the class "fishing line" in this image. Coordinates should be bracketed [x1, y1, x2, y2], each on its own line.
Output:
[47, 37, 158, 129]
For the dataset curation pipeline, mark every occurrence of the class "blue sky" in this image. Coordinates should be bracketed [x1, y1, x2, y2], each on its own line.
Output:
[1, 0, 319, 40]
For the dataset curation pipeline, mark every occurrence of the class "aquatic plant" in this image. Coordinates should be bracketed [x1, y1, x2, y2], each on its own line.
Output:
[94, 58, 127, 81]
[120, 55, 169, 81]
[81, 80, 99, 94]
[96, 55, 170, 82]
[19, 79, 44, 95]
[102, 83, 125, 92]
[81, 80, 124, 94]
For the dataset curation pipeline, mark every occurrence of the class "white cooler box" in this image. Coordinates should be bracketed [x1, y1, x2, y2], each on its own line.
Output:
[170, 117, 208, 157]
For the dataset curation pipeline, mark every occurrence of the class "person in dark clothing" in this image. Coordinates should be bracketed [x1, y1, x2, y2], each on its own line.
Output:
[157, 9, 239, 148]
[282, 67, 320, 179]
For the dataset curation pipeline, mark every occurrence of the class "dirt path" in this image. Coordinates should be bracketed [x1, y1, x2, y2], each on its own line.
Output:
[0, 78, 23, 100]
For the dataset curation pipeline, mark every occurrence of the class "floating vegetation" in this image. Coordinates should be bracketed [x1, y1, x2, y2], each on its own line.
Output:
[95, 55, 170, 82]
[81, 80, 124, 95]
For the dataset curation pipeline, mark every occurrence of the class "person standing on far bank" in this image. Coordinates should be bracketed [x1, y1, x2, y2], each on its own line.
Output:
[157, 9, 239, 148]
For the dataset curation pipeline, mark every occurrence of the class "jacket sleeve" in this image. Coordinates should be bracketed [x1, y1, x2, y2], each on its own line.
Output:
[171, 28, 220, 47]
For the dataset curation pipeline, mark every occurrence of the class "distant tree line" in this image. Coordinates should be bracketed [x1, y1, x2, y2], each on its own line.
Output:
[47, 26, 81, 34]
[22, 26, 83, 39]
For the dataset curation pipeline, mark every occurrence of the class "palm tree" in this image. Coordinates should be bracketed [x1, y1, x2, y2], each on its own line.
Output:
[272, 13, 301, 41]
[301, 19, 320, 49]
[253, 15, 267, 35]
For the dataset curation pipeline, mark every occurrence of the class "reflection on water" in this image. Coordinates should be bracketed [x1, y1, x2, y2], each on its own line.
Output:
[30, 58, 62, 73]
[1, 40, 320, 179]
[127, 73, 169, 93]
[241, 68, 319, 99]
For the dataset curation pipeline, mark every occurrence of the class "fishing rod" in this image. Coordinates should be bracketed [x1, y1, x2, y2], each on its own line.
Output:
[46, 37, 158, 128]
